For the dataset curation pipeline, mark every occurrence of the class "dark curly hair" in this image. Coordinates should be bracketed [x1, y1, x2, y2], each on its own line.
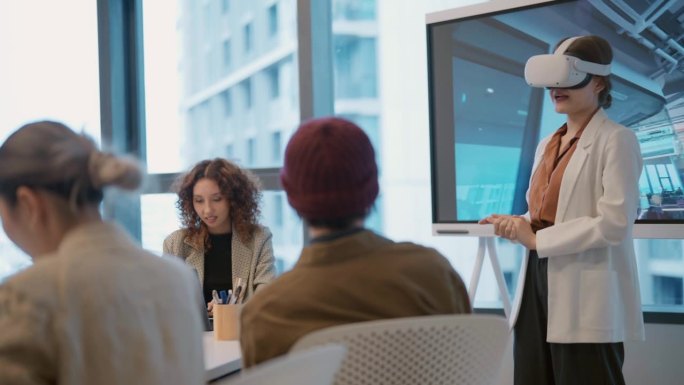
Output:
[174, 158, 262, 249]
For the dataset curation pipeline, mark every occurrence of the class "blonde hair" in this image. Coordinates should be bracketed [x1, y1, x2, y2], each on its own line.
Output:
[0, 121, 142, 210]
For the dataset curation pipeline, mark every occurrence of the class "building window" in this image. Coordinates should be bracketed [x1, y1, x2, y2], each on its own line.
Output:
[268, 3, 278, 37]
[267, 66, 280, 99]
[247, 137, 256, 166]
[202, 3, 211, 38]
[222, 39, 231, 69]
[243, 22, 253, 54]
[226, 143, 234, 159]
[221, 89, 232, 117]
[653, 276, 684, 305]
[333, 35, 377, 99]
[333, 0, 376, 21]
[271, 131, 282, 161]
[274, 194, 284, 227]
[242, 78, 252, 110]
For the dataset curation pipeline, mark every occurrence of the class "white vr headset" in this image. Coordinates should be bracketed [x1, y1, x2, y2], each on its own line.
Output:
[524, 36, 611, 89]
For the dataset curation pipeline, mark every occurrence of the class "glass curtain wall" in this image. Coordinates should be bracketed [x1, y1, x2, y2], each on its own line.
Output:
[1, 0, 681, 315]
[141, 0, 302, 272]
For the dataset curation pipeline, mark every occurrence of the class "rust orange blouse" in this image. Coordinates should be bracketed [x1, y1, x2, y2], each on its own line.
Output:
[528, 122, 589, 233]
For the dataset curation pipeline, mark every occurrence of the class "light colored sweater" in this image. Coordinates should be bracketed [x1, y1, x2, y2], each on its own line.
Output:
[0, 222, 205, 385]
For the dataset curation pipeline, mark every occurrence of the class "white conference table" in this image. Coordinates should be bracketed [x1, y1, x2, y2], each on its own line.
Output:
[204, 332, 242, 382]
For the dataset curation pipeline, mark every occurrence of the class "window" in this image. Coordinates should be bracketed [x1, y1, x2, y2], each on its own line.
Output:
[333, 35, 377, 99]
[0, 0, 100, 281]
[226, 143, 234, 159]
[141, 194, 180, 254]
[261, 191, 302, 274]
[274, 193, 284, 227]
[242, 78, 253, 110]
[221, 89, 232, 117]
[202, 3, 212, 43]
[332, 0, 376, 21]
[143, 0, 299, 172]
[268, 3, 279, 37]
[222, 39, 232, 69]
[247, 137, 256, 166]
[244, 22, 253, 54]
[653, 276, 683, 305]
[271, 131, 282, 161]
[267, 65, 280, 99]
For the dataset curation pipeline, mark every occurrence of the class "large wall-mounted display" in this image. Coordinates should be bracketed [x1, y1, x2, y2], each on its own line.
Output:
[428, 0, 684, 237]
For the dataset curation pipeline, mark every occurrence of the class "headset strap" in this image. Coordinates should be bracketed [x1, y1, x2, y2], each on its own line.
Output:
[555, 36, 611, 76]
[554, 36, 579, 55]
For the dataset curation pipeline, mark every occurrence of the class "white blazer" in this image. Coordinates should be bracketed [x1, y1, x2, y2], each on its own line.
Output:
[511, 109, 646, 343]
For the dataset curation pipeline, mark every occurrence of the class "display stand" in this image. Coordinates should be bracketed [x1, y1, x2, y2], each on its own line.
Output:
[468, 237, 511, 319]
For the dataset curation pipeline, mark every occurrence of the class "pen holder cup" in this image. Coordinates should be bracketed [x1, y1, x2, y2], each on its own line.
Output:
[213, 304, 242, 341]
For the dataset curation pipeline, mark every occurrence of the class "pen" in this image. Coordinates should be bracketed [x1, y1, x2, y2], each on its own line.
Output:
[230, 278, 242, 304]
[211, 289, 220, 304]
[230, 285, 242, 305]
[225, 289, 233, 304]
[219, 290, 228, 304]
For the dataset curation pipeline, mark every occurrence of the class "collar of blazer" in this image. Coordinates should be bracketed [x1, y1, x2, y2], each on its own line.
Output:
[576, 108, 608, 150]
[555, 108, 609, 222]
[181, 229, 252, 289]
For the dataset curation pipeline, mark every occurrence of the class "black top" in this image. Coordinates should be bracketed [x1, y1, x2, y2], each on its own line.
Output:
[203, 232, 233, 304]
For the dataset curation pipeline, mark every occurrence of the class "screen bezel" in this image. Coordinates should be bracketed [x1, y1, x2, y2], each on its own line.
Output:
[426, 0, 684, 238]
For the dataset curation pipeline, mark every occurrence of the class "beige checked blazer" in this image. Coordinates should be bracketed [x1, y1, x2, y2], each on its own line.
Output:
[163, 225, 276, 302]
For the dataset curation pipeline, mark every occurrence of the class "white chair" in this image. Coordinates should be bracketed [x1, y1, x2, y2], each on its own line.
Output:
[212, 344, 346, 385]
[290, 314, 510, 385]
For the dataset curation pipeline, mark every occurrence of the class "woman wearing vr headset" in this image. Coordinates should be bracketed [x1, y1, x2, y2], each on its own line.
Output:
[481, 36, 644, 385]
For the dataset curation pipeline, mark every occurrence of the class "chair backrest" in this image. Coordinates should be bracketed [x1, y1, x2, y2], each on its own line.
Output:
[214, 344, 346, 385]
[290, 314, 510, 385]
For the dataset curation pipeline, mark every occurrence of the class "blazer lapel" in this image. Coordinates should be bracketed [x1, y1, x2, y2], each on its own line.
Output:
[555, 109, 606, 221]
[231, 234, 251, 291]
[556, 147, 588, 221]
[184, 238, 206, 284]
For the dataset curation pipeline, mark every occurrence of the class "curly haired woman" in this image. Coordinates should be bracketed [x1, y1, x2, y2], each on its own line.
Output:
[163, 158, 276, 311]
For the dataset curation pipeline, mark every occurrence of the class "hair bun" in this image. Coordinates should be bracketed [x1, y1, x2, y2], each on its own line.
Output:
[89, 151, 143, 190]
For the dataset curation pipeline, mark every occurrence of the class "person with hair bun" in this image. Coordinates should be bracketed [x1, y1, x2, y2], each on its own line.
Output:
[163, 158, 276, 311]
[481, 36, 644, 384]
[0, 121, 205, 385]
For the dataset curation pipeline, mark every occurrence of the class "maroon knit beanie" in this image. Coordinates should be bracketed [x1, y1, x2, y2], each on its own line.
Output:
[280, 117, 379, 221]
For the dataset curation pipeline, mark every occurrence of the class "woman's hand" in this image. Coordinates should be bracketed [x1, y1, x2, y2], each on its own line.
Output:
[207, 301, 214, 317]
[479, 214, 536, 250]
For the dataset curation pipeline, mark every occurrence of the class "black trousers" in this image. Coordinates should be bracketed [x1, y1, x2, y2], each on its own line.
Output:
[514, 250, 626, 385]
